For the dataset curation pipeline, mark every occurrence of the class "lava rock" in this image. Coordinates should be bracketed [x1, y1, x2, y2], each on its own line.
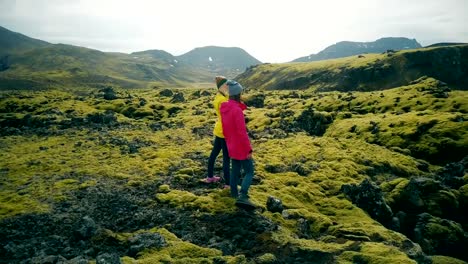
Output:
[96, 252, 121, 264]
[75, 216, 97, 240]
[170, 92, 185, 103]
[128, 232, 166, 257]
[436, 157, 467, 189]
[295, 107, 334, 136]
[341, 178, 393, 225]
[159, 89, 174, 97]
[244, 94, 266, 108]
[266, 196, 284, 213]
[413, 213, 468, 261]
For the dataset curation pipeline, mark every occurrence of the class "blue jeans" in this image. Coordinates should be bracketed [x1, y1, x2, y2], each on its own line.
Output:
[230, 158, 254, 198]
[207, 136, 230, 183]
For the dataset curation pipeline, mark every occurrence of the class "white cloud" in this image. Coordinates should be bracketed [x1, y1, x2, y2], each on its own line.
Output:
[0, 0, 467, 62]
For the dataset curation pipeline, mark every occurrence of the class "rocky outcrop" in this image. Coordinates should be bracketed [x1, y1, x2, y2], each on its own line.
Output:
[266, 196, 284, 213]
[436, 157, 467, 189]
[99, 87, 118, 100]
[244, 93, 266, 108]
[341, 178, 394, 226]
[170, 92, 185, 103]
[159, 89, 174, 97]
[128, 233, 166, 257]
[295, 107, 334, 136]
[414, 213, 468, 261]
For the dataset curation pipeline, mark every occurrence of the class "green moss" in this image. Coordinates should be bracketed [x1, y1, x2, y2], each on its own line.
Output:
[338, 242, 417, 264]
[0, 190, 49, 219]
[381, 178, 409, 205]
[1, 84, 466, 262]
[156, 190, 236, 214]
[254, 253, 277, 263]
[431, 255, 468, 264]
[158, 184, 171, 193]
[133, 228, 224, 264]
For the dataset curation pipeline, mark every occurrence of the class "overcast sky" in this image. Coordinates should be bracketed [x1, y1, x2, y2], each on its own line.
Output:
[0, 0, 467, 63]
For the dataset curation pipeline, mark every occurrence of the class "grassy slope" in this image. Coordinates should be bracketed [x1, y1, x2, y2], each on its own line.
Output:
[1, 78, 466, 263]
[236, 45, 468, 91]
[0, 44, 212, 89]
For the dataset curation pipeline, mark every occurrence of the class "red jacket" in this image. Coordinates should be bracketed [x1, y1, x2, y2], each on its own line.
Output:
[220, 100, 252, 160]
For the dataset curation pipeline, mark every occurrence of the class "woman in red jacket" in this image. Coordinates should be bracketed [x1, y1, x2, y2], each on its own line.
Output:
[220, 80, 256, 209]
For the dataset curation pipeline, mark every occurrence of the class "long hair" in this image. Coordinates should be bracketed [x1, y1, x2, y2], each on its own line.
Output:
[229, 94, 241, 102]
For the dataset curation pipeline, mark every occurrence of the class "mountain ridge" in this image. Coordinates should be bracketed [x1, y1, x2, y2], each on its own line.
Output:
[293, 37, 422, 62]
[0, 26, 261, 89]
[0, 26, 50, 56]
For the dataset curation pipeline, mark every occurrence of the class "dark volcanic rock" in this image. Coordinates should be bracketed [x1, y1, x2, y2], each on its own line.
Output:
[75, 216, 97, 240]
[244, 93, 266, 108]
[413, 213, 468, 261]
[192, 125, 212, 138]
[96, 252, 121, 264]
[266, 196, 284, 213]
[436, 156, 467, 189]
[295, 107, 334, 136]
[200, 90, 211, 96]
[389, 177, 460, 224]
[100, 87, 118, 100]
[0, 180, 281, 263]
[399, 239, 431, 264]
[86, 111, 117, 125]
[159, 89, 173, 97]
[128, 232, 166, 257]
[341, 178, 393, 226]
[170, 92, 185, 103]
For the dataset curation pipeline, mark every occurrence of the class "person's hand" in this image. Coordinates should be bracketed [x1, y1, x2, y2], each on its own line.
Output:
[247, 153, 253, 159]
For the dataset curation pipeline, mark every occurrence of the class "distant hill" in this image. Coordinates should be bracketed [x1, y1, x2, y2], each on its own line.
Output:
[425, 42, 468, 48]
[176, 46, 262, 78]
[131, 46, 262, 80]
[0, 43, 214, 89]
[131, 49, 176, 64]
[0, 26, 50, 56]
[237, 45, 468, 91]
[0, 26, 262, 89]
[293, 37, 422, 62]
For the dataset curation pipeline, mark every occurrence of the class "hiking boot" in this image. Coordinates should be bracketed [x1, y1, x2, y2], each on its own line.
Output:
[235, 195, 256, 210]
[201, 176, 221, 183]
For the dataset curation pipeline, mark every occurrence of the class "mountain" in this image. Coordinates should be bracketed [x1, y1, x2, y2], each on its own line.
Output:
[0, 26, 262, 89]
[293, 37, 422, 62]
[131, 49, 176, 63]
[237, 44, 468, 91]
[0, 26, 50, 56]
[0, 43, 206, 89]
[176, 46, 261, 78]
[132, 46, 263, 79]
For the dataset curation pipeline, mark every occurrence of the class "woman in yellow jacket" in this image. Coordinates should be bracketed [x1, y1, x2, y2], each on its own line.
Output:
[203, 76, 230, 187]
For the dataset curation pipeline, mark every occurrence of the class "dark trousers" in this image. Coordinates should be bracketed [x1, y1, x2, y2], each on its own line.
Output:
[230, 158, 254, 198]
[207, 136, 230, 183]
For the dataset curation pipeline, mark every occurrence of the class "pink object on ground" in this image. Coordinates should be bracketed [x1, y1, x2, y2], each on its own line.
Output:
[201, 176, 221, 183]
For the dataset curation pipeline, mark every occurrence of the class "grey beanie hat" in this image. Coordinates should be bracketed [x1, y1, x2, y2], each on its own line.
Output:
[227, 80, 243, 96]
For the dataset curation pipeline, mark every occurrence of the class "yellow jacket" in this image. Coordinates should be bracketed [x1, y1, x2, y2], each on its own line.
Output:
[213, 92, 228, 138]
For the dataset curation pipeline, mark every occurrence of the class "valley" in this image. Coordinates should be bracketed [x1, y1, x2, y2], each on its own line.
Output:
[0, 25, 467, 264]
